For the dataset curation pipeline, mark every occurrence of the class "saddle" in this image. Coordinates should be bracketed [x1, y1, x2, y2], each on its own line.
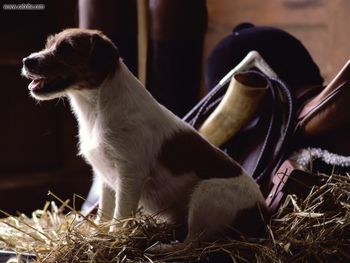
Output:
[184, 51, 350, 213]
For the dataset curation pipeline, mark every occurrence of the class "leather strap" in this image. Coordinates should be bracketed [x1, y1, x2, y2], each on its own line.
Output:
[254, 75, 294, 185]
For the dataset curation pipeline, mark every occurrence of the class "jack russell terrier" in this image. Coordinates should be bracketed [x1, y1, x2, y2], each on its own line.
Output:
[22, 28, 266, 245]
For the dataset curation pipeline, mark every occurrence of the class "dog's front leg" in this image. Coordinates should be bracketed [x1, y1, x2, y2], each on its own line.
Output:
[97, 182, 116, 222]
[113, 175, 144, 220]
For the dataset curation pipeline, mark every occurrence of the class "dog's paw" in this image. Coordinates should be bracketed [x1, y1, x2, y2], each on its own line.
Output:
[107, 219, 125, 233]
[94, 216, 107, 226]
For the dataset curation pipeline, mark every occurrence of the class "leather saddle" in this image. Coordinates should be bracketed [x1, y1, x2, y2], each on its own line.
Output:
[184, 52, 350, 213]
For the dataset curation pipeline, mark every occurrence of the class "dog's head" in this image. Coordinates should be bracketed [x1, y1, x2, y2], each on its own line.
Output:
[22, 28, 119, 100]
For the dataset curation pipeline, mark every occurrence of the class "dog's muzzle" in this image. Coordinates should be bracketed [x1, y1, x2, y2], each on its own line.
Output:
[22, 55, 73, 95]
[22, 57, 38, 70]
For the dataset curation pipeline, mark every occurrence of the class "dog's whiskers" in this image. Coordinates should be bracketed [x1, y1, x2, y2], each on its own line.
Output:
[56, 97, 67, 107]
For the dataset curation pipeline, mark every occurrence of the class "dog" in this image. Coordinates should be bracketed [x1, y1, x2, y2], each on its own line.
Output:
[22, 28, 266, 246]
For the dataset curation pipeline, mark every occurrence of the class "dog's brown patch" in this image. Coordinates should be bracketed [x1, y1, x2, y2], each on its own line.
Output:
[49, 29, 120, 88]
[158, 130, 242, 179]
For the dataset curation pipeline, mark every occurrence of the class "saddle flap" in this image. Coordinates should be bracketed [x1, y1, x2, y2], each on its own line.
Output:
[297, 60, 350, 136]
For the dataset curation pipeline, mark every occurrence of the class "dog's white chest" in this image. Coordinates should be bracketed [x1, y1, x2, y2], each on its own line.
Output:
[79, 121, 100, 154]
[80, 122, 118, 185]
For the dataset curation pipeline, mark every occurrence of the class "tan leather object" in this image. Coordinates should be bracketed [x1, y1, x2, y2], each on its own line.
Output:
[297, 60, 350, 136]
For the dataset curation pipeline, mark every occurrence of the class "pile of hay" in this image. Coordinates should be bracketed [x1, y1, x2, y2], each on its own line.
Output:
[0, 174, 349, 263]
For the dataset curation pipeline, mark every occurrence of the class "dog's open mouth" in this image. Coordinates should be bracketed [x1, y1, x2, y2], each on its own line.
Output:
[28, 78, 45, 91]
[28, 77, 73, 94]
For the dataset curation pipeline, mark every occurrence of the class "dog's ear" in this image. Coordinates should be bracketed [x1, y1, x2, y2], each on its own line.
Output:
[89, 33, 119, 76]
[45, 34, 57, 49]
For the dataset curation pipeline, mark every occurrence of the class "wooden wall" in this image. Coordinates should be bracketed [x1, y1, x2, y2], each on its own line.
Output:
[205, 0, 350, 83]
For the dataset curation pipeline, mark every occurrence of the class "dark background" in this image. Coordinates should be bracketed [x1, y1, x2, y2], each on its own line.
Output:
[0, 0, 90, 215]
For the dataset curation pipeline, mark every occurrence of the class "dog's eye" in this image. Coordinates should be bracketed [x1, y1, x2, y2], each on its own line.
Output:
[56, 40, 73, 55]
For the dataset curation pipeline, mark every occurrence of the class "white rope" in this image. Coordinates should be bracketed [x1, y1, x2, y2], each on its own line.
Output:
[292, 147, 350, 168]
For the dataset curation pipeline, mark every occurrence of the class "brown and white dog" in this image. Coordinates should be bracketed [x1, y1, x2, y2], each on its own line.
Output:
[22, 28, 266, 245]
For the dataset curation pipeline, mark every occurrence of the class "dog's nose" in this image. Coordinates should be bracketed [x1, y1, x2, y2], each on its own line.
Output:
[22, 57, 37, 69]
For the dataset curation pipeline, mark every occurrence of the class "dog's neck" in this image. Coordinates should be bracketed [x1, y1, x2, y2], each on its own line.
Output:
[68, 62, 150, 124]
[67, 61, 177, 154]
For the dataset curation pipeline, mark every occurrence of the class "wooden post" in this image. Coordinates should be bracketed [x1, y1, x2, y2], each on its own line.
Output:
[137, 0, 149, 86]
